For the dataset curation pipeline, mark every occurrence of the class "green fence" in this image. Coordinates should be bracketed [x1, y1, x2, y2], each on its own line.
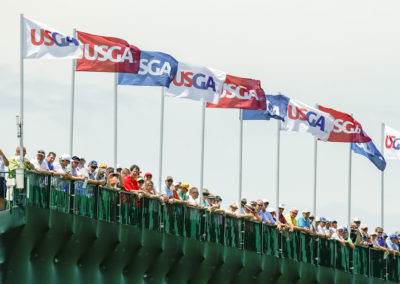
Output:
[6, 171, 400, 281]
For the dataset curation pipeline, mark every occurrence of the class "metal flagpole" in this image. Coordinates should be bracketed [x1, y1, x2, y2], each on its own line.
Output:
[347, 113, 353, 226]
[113, 73, 118, 171]
[381, 122, 385, 228]
[19, 14, 24, 166]
[312, 104, 318, 216]
[347, 137, 352, 226]
[238, 109, 243, 212]
[158, 88, 165, 190]
[69, 28, 77, 156]
[199, 100, 206, 205]
[276, 119, 281, 215]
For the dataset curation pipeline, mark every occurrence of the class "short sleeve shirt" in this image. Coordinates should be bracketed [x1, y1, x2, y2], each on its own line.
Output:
[297, 216, 310, 228]
[123, 175, 139, 191]
[285, 214, 298, 226]
[188, 195, 199, 205]
[160, 184, 173, 198]
[0, 156, 5, 177]
[30, 158, 50, 171]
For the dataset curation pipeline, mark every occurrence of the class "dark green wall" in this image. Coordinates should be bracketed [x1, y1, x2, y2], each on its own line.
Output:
[0, 207, 390, 284]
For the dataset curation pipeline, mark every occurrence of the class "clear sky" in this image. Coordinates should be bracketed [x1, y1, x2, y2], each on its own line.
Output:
[1, 0, 400, 233]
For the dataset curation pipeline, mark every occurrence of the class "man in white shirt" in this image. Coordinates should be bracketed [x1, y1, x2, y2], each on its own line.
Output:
[54, 154, 72, 177]
[188, 187, 200, 206]
[30, 150, 51, 173]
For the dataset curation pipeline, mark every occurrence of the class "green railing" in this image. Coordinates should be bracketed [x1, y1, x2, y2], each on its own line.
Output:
[5, 171, 400, 282]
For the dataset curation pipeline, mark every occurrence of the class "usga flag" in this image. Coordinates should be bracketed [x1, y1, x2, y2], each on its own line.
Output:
[165, 62, 226, 104]
[118, 50, 178, 87]
[318, 106, 371, 143]
[22, 16, 82, 59]
[384, 125, 400, 160]
[206, 75, 266, 109]
[281, 99, 334, 141]
[76, 31, 140, 73]
[242, 94, 289, 121]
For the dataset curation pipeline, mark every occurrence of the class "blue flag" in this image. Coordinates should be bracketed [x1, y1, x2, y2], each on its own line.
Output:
[118, 51, 178, 87]
[242, 94, 289, 121]
[351, 134, 386, 171]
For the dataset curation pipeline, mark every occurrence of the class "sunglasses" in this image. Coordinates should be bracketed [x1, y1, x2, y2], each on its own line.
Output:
[377, 231, 383, 233]
[167, 180, 173, 182]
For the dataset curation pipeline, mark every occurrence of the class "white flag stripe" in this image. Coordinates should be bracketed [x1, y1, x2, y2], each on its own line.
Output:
[23, 16, 82, 59]
[165, 62, 226, 104]
[383, 125, 400, 160]
[281, 99, 334, 141]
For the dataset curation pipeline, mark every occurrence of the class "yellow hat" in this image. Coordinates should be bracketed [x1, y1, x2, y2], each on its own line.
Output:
[181, 183, 189, 190]
[99, 163, 107, 168]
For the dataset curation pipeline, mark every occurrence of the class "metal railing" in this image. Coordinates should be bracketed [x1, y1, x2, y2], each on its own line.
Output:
[2, 170, 399, 281]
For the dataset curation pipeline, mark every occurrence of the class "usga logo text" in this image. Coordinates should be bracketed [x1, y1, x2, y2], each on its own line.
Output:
[221, 84, 259, 100]
[173, 72, 216, 91]
[30, 29, 79, 47]
[288, 105, 327, 131]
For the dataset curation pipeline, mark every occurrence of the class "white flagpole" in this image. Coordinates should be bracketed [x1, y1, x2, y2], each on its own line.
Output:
[19, 14, 24, 165]
[347, 138, 352, 226]
[158, 88, 165, 190]
[238, 109, 243, 212]
[199, 100, 206, 205]
[347, 113, 353, 226]
[312, 104, 318, 216]
[276, 120, 281, 215]
[69, 28, 77, 156]
[113, 73, 118, 171]
[381, 122, 385, 228]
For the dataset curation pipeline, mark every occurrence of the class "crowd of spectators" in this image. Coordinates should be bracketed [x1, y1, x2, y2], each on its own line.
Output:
[1, 146, 400, 255]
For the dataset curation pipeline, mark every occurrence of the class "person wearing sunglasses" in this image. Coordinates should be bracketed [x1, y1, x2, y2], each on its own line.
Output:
[375, 227, 388, 248]
[160, 176, 174, 202]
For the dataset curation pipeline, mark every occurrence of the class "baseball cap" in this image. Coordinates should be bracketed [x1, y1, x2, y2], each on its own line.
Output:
[165, 176, 173, 181]
[203, 188, 210, 195]
[89, 161, 98, 167]
[290, 207, 298, 212]
[60, 154, 71, 161]
[332, 220, 338, 224]
[337, 226, 344, 231]
[99, 163, 107, 169]
[137, 177, 144, 183]
[309, 214, 315, 219]
[320, 217, 327, 222]
[268, 207, 275, 213]
[78, 155, 85, 161]
[241, 198, 247, 205]
[278, 203, 285, 209]
[343, 227, 348, 233]
[37, 150, 45, 157]
[116, 164, 122, 169]
[315, 217, 321, 222]
[173, 181, 181, 187]
[71, 156, 80, 161]
[181, 183, 189, 190]
[302, 208, 310, 213]
[361, 225, 368, 230]
[353, 217, 361, 223]
[262, 198, 269, 203]
[215, 196, 222, 201]
[371, 231, 377, 236]
[390, 233, 399, 239]
[383, 232, 388, 238]
[144, 172, 152, 177]
[208, 195, 216, 200]
[230, 203, 238, 209]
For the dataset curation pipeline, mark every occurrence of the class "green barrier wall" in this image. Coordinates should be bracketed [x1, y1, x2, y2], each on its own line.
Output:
[0, 171, 398, 283]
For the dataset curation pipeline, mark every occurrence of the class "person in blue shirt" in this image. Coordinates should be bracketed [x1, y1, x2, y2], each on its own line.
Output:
[386, 234, 400, 253]
[297, 209, 311, 231]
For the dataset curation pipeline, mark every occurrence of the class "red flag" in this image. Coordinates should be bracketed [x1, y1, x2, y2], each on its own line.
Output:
[206, 75, 266, 110]
[76, 31, 140, 73]
[318, 105, 371, 143]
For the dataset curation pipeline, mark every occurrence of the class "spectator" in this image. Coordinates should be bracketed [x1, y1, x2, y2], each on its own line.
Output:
[8, 146, 34, 173]
[297, 208, 311, 230]
[387, 234, 400, 253]
[268, 207, 276, 221]
[375, 227, 387, 248]
[227, 203, 238, 214]
[178, 183, 189, 200]
[95, 163, 108, 183]
[353, 217, 361, 230]
[143, 181, 156, 195]
[120, 168, 130, 187]
[208, 195, 216, 206]
[70, 156, 84, 180]
[330, 220, 338, 234]
[171, 181, 181, 200]
[144, 172, 158, 193]
[343, 227, 355, 249]
[188, 187, 200, 206]
[215, 196, 222, 207]
[123, 165, 140, 191]
[257, 199, 275, 225]
[116, 164, 123, 174]
[160, 176, 173, 201]
[331, 227, 344, 242]
[250, 201, 257, 210]
[278, 203, 287, 224]
[316, 217, 327, 235]
[108, 171, 122, 189]
[202, 188, 211, 206]
[137, 177, 145, 190]
[44, 152, 56, 171]
[350, 222, 362, 244]
[54, 154, 72, 177]
[0, 149, 9, 210]
[78, 155, 86, 170]
[360, 225, 369, 244]
[325, 220, 332, 236]
[285, 208, 299, 227]
[309, 214, 316, 233]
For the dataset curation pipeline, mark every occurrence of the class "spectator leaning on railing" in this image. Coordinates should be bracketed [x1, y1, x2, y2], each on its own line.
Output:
[30, 150, 51, 174]
[44, 152, 56, 171]
[0, 149, 9, 210]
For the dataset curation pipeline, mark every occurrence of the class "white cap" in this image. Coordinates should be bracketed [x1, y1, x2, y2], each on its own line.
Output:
[262, 198, 269, 203]
[60, 154, 71, 161]
[268, 207, 275, 213]
[117, 164, 122, 169]
[302, 208, 310, 213]
[337, 226, 344, 231]
[173, 181, 181, 186]
[278, 203, 285, 209]
[78, 155, 85, 160]
[353, 217, 361, 222]
[290, 207, 298, 212]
